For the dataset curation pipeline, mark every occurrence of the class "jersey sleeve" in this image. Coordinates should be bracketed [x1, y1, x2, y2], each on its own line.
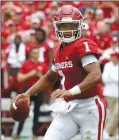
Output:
[76, 39, 99, 59]
[81, 54, 98, 67]
[51, 64, 57, 72]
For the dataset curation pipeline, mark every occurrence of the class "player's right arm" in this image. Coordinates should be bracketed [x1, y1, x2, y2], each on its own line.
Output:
[11, 68, 58, 103]
[25, 69, 58, 96]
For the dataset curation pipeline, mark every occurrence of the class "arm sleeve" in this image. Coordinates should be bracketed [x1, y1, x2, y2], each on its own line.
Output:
[51, 64, 57, 72]
[51, 46, 58, 72]
[81, 54, 98, 67]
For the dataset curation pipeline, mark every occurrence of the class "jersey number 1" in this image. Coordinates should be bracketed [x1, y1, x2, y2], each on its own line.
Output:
[84, 42, 90, 52]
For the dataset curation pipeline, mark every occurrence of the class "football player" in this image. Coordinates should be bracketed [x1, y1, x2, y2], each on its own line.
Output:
[12, 5, 106, 140]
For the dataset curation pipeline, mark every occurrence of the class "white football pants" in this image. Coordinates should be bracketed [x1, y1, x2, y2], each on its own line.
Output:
[43, 96, 106, 140]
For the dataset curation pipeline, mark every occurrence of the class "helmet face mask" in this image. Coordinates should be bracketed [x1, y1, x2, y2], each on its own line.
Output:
[53, 19, 83, 43]
[53, 5, 84, 43]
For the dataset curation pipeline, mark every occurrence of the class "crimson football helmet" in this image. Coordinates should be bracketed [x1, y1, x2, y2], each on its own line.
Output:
[53, 5, 84, 43]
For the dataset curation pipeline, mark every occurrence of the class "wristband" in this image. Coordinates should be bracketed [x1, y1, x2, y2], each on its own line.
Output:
[69, 85, 81, 95]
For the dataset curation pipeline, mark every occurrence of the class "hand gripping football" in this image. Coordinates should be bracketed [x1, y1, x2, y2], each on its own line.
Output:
[10, 97, 30, 122]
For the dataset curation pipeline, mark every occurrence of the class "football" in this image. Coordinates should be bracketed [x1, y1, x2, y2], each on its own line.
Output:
[10, 97, 30, 122]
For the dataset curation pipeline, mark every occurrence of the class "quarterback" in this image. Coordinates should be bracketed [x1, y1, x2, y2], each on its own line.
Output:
[12, 5, 106, 140]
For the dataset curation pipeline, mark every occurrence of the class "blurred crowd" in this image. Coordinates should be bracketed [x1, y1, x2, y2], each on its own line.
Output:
[1, 1, 119, 138]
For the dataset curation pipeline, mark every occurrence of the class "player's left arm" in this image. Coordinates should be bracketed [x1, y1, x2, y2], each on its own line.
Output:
[77, 62, 102, 92]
